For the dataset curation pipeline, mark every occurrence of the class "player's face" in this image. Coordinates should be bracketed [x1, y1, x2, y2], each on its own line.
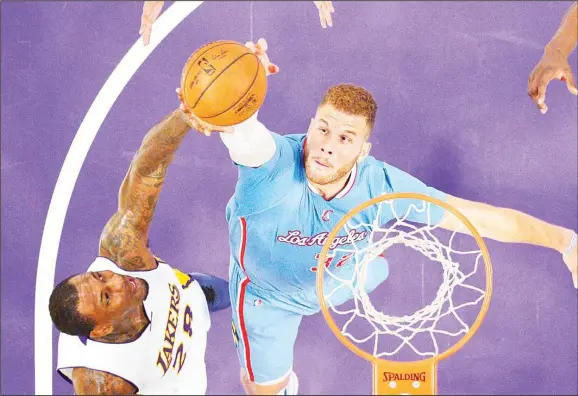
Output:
[304, 104, 371, 185]
[72, 270, 149, 334]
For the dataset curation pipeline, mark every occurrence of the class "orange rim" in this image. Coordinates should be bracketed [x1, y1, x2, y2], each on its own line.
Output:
[316, 192, 493, 366]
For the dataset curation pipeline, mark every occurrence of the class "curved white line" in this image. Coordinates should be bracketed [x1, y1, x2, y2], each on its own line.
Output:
[34, 2, 204, 393]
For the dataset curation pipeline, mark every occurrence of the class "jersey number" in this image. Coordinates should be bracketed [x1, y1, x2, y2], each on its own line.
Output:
[310, 253, 354, 272]
[156, 304, 194, 375]
[172, 305, 193, 373]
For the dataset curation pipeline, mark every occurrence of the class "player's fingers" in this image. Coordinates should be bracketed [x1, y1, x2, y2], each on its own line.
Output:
[245, 41, 257, 53]
[534, 82, 548, 114]
[176, 88, 197, 116]
[151, 1, 164, 19]
[141, 28, 152, 46]
[195, 120, 211, 135]
[196, 118, 228, 134]
[562, 70, 578, 95]
[176, 87, 185, 103]
[527, 69, 540, 98]
[140, 14, 153, 42]
[319, 10, 329, 28]
[208, 124, 232, 133]
[268, 63, 279, 75]
[327, 1, 335, 13]
[324, 9, 333, 27]
[534, 69, 557, 106]
[257, 38, 268, 53]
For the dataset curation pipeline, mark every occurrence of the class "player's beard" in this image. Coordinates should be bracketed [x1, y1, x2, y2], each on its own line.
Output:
[305, 153, 358, 186]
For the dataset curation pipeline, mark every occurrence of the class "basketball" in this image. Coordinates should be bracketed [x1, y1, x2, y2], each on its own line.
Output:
[180, 40, 267, 127]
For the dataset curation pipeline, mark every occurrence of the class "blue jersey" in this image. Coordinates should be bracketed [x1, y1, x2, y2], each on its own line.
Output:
[226, 132, 447, 315]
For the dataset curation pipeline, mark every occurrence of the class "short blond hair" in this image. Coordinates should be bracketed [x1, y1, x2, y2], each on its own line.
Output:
[319, 84, 378, 131]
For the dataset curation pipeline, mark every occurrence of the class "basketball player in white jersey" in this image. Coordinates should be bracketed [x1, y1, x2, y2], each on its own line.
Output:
[49, 107, 231, 394]
[179, 39, 578, 395]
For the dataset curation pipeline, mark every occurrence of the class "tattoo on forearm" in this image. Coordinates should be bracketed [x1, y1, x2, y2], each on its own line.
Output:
[73, 368, 136, 395]
[99, 110, 190, 269]
[133, 110, 189, 180]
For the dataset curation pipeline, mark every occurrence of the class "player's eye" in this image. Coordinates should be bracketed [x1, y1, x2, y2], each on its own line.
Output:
[97, 272, 103, 280]
[340, 135, 351, 143]
[105, 292, 110, 305]
[319, 128, 328, 134]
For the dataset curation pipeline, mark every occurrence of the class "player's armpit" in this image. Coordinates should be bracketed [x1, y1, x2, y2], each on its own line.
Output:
[71, 367, 137, 395]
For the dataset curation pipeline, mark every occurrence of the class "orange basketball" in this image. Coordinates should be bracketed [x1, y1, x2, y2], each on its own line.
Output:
[180, 40, 267, 127]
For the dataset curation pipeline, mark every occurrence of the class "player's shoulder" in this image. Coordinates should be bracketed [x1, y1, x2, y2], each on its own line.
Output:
[283, 133, 307, 145]
[353, 155, 404, 195]
[264, 132, 306, 166]
[358, 155, 407, 176]
[357, 154, 387, 178]
[271, 132, 306, 151]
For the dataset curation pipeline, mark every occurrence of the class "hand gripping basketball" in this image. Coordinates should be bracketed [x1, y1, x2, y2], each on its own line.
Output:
[176, 88, 232, 137]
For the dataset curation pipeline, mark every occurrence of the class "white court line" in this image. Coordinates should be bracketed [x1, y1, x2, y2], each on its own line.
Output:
[34, 2, 204, 394]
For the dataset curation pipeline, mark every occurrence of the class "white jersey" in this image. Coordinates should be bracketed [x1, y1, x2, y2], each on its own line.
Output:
[57, 256, 211, 395]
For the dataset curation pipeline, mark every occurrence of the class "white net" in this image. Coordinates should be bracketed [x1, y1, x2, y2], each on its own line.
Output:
[322, 197, 489, 361]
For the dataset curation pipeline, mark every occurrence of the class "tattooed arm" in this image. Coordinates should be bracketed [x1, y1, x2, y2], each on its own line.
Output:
[72, 367, 137, 395]
[99, 109, 191, 271]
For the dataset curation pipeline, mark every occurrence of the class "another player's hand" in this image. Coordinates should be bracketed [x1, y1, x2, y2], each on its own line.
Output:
[314, 1, 335, 28]
[139, 1, 164, 46]
[562, 233, 577, 289]
[176, 88, 232, 137]
[527, 48, 578, 114]
[245, 39, 279, 76]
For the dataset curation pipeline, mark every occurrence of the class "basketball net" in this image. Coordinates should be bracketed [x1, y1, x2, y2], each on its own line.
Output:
[316, 193, 493, 395]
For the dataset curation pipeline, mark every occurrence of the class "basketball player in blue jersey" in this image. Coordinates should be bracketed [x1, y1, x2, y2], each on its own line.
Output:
[178, 39, 578, 396]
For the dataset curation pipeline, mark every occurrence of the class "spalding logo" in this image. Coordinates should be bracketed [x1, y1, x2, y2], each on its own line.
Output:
[383, 372, 427, 382]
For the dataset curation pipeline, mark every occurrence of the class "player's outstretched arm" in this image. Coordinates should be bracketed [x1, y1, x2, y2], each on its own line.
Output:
[440, 194, 578, 288]
[527, 2, 578, 114]
[98, 109, 194, 271]
[139, 1, 164, 46]
[71, 367, 137, 395]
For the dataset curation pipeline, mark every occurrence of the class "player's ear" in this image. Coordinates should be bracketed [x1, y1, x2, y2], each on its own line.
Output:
[90, 324, 113, 339]
[358, 142, 371, 163]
